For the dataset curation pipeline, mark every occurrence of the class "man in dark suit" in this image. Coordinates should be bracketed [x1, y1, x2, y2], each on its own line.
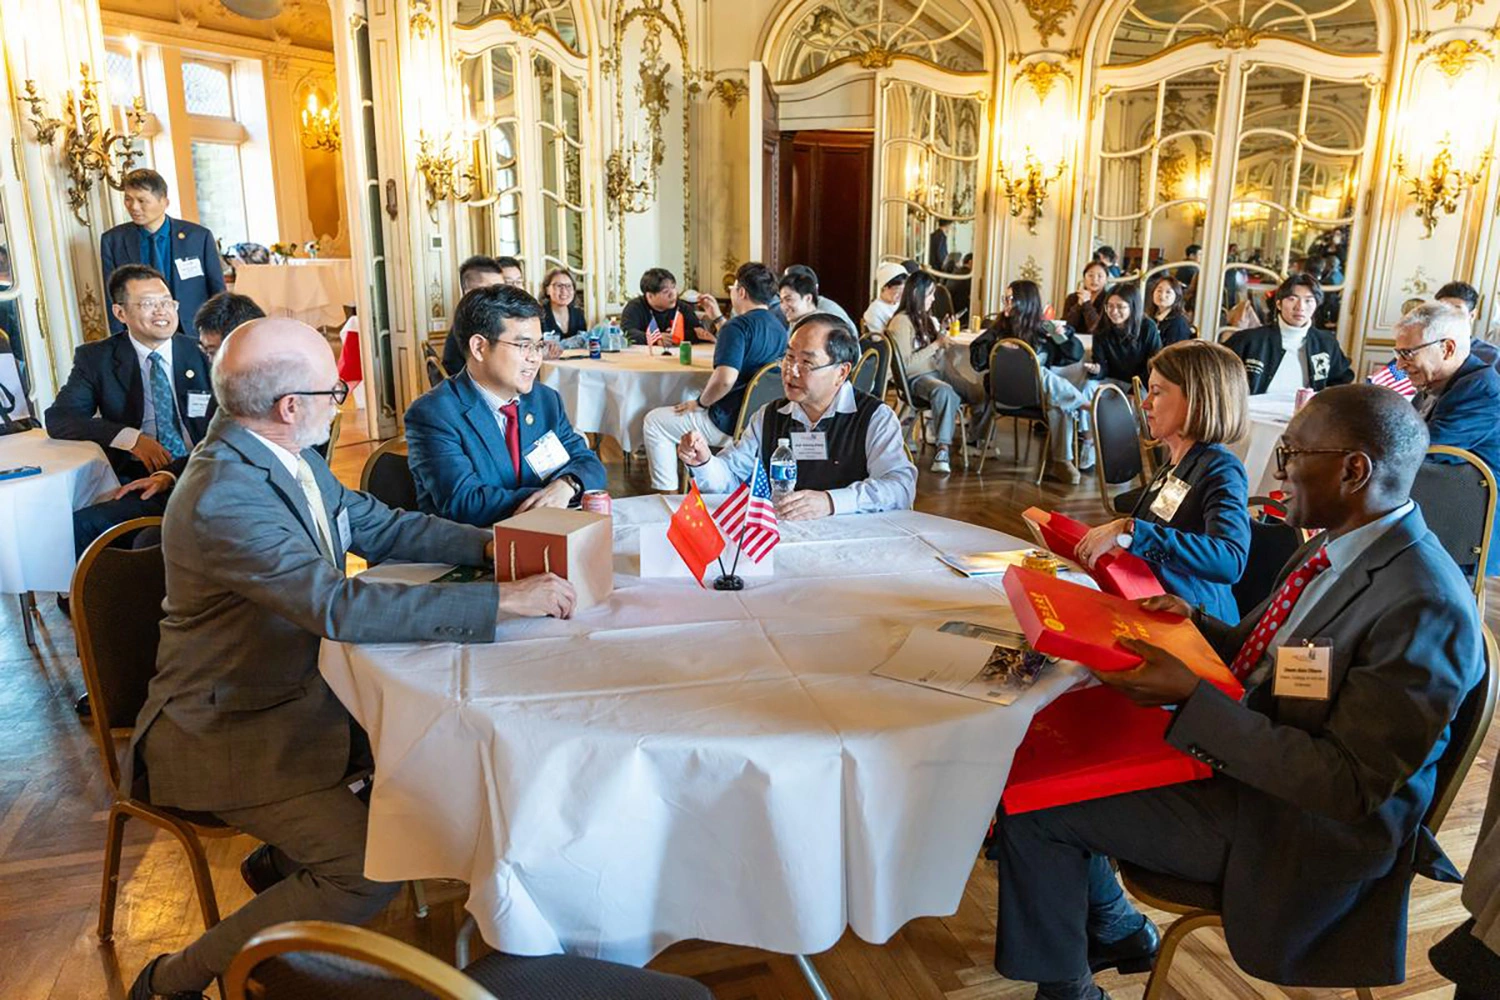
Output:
[1224, 272, 1354, 394]
[928, 218, 952, 270]
[1395, 301, 1500, 572]
[441, 254, 524, 376]
[992, 385, 1483, 1000]
[407, 284, 605, 526]
[100, 169, 225, 338]
[46, 264, 216, 557]
[125, 317, 574, 1000]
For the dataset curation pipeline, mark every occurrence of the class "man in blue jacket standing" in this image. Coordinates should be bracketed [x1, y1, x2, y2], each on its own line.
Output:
[405, 283, 605, 526]
[101, 169, 225, 338]
[1395, 301, 1500, 573]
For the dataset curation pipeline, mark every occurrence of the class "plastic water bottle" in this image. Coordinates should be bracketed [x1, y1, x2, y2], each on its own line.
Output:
[769, 438, 797, 501]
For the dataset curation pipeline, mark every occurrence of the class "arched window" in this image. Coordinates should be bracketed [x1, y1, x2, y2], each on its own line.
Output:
[776, 0, 986, 83]
[1084, 0, 1385, 336]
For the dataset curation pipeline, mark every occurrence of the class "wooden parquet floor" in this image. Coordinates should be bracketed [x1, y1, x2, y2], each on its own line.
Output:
[0, 415, 1486, 999]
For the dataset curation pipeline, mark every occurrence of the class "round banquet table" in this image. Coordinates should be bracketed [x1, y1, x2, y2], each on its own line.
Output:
[0, 429, 119, 594]
[232, 260, 356, 329]
[1231, 392, 1296, 495]
[318, 498, 1086, 967]
[538, 344, 713, 452]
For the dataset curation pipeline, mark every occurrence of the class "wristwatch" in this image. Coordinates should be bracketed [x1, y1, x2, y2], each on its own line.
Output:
[1115, 520, 1134, 550]
[560, 473, 583, 502]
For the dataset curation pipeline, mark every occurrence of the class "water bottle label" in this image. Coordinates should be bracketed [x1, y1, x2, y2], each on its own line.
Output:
[770, 464, 797, 482]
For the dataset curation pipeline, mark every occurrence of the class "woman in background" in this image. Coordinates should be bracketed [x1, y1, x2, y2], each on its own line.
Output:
[540, 267, 587, 346]
[888, 271, 982, 475]
[1063, 260, 1110, 335]
[1080, 283, 1162, 388]
[1148, 274, 1192, 346]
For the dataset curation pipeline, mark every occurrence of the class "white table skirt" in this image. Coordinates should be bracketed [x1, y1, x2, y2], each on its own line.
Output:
[233, 260, 356, 329]
[538, 345, 714, 452]
[319, 498, 1083, 965]
[0, 429, 119, 593]
[1232, 393, 1296, 495]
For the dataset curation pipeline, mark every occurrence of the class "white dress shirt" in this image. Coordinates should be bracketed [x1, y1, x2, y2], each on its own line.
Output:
[689, 381, 917, 515]
[1264, 321, 1312, 396]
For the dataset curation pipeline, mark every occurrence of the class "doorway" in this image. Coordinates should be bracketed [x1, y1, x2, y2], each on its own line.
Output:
[779, 130, 874, 320]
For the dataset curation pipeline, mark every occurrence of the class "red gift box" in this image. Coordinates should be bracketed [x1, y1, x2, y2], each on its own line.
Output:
[1021, 506, 1164, 601]
[1002, 565, 1242, 699]
[1002, 685, 1213, 813]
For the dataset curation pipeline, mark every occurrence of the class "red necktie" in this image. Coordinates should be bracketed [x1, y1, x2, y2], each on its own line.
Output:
[1229, 546, 1331, 679]
[498, 401, 521, 479]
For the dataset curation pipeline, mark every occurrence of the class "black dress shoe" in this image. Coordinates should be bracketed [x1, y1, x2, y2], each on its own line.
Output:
[1088, 919, 1160, 975]
[74, 693, 91, 718]
[128, 956, 206, 999]
[56, 594, 70, 618]
[240, 843, 286, 895]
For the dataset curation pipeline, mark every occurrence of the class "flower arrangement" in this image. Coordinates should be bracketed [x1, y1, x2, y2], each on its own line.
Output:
[269, 242, 298, 264]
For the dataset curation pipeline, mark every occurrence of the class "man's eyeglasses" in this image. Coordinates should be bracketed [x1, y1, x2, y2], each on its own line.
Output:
[1393, 339, 1447, 361]
[497, 339, 548, 359]
[275, 380, 350, 406]
[780, 354, 843, 375]
[132, 297, 179, 312]
[1273, 441, 1354, 475]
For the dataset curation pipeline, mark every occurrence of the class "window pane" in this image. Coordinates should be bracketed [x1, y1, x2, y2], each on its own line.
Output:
[191, 141, 248, 245]
[105, 49, 141, 102]
[183, 61, 234, 118]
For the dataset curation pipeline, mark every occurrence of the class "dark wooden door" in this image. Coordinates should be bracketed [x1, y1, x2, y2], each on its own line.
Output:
[783, 130, 873, 321]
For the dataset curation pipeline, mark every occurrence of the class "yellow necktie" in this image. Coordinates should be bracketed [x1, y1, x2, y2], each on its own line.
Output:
[295, 457, 336, 563]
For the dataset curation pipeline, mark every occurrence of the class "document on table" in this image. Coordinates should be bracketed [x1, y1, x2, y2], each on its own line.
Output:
[872, 626, 1052, 706]
[937, 548, 1096, 589]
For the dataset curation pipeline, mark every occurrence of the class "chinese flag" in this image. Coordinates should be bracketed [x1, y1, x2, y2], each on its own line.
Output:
[669, 310, 686, 345]
[667, 482, 724, 586]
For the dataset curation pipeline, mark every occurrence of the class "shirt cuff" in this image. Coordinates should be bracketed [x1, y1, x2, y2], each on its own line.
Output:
[111, 427, 141, 451]
[156, 470, 177, 487]
[827, 486, 857, 516]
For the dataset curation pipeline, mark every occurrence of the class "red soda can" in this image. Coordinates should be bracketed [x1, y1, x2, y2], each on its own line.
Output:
[581, 490, 612, 514]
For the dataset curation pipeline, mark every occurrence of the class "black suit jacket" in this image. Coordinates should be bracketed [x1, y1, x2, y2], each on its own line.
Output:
[44, 332, 216, 481]
[100, 217, 225, 336]
[1168, 506, 1482, 985]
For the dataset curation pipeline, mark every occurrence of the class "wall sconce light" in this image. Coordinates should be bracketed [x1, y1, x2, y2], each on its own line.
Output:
[300, 94, 341, 153]
[415, 132, 484, 219]
[1395, 39, 1497, 238]
[604, 113, 657, 216]
[1394, 142, 1491, 239]
[997, 147, 1066, 235]
[22, 63, 146, 227]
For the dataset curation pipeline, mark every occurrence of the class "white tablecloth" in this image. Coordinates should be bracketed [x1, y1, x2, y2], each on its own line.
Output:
[319, 499, 1084, 965]
[538, 345, 713, 451]
[1232, 393, 1296, 495]
[0, 430, 119, 593]
[233, 260, 356, 329]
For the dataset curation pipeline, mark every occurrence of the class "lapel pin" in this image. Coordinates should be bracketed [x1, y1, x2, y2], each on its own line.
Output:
[185, 369, 195, 379]
[524, 413, 535, 425]
[178, 231, 186, 239]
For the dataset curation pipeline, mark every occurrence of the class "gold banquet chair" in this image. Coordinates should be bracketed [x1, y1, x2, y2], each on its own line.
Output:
[1410, 444, 1497, 606]
[71, 517, 238, 941]
[1121, 624, 1500, 1000]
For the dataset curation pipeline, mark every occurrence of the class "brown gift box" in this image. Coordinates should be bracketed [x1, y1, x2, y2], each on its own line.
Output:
[492, 508, 614, 610]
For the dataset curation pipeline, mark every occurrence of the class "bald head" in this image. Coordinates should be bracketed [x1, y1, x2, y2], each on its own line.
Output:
[1294, 383, 1429, 495]
[213, 318, 340, 448]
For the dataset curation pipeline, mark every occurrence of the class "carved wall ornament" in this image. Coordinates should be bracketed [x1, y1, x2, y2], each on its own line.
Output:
[704, 76, 750, 115]
[1023, 0, 1077, 47]
[1432, 0, 1489, 23]
[1422, 38, 1491, 78]
[1214, 22, 1263, 49]
[720, 251, 741, 294]
[80, 285, 106, 342]
[1019, 255, 1043, 284]
[1402, 266, 1435, 296]
[410, 0, 436, 39]
[858, 45, 896, 69]
[1015, 60, 1072, 103]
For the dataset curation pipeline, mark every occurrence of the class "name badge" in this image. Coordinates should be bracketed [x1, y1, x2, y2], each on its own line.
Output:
[186, 391, 211, 418]
[524, 430, 570, 480]
[174, 256, 205, 280]
[335, 506, 351, 553]
[790, 431, 828, 461]
[1149, 474, 1191, 522]
[1273, 639, 1332, 700]
[1310, 352, 1331, 381]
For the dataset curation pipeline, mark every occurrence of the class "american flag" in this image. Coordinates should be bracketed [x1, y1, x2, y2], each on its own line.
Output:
[712, 464, 781, 563]
[645, 316, 663, 346]
[1368, 359, 1417, 399]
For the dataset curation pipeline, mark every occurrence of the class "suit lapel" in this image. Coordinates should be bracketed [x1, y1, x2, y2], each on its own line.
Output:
[217, 421, 330, 559]
[112, 334, 146, 428]
[1288, 509, 1424, 645]
[454, 372, 519, 489]
[516, 392, 541, 485]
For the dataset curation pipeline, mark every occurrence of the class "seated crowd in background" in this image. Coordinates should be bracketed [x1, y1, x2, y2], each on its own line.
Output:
[1224, 272, 1353, 395]
[886, 270, 984, 475]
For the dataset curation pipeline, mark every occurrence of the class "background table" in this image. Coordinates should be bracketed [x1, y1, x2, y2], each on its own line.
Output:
[539, 345, 713, 452]
[320, 499, 1084, 967]
[1232, 392, 1296, 495]
[0, 429, 119, 594]
[233, 260, 356, 329]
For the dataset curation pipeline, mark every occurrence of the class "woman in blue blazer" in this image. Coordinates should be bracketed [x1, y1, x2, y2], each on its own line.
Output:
[1076, 340, 1251, 620]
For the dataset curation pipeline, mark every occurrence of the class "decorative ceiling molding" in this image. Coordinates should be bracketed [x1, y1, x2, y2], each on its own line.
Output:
[1015, 59, 1072, 102]
[1023, 0, 1077, 47]
[1420, 37, 1492, 77]
[1432, 0, 1489, 24]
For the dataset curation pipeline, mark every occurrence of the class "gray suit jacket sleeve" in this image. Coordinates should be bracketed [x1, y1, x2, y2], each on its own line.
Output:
[1167, 590, 1475, 825]
[190, 466, 499, 645]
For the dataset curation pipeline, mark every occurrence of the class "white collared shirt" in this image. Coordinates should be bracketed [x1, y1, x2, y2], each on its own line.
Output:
[1264, 320, 1312, 396]
[110, 334, 193, 452]
[689, 381, 917, 515]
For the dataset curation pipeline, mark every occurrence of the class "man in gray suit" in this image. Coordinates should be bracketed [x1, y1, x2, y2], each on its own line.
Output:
[992, 384, 1483, 1000]
[128, 318, 575, 999]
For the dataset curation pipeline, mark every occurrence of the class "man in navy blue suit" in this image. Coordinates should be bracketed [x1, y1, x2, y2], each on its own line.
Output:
[1394, 301, 1500, 572]
[405, 283, 605, 526]
[100, 169, 225, 338]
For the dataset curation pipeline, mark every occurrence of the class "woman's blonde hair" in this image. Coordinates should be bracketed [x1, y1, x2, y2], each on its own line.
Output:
[1148, 339, 1248, 445]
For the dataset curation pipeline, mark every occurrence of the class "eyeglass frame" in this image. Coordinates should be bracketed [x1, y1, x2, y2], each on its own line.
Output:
[128, 296, 180, 312]
[1273, 440, 1358, 476]
[274, 379, 350, 407]
[1392, 338, 1450, 362]
[780, 352, 846, 376]
[493, 338, 548, 360]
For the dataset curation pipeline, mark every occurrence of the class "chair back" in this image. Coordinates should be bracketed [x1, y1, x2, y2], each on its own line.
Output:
[1091, 383, 1144, 493]
[858, 334, 893, 398]
[225, 921, 497, 1000]
[886, 336, 920, 407]
[71, 517, 167, 796]
[1233, 512, 1303, 617]
[1410, 445, 1497, 603]
[986, 337, 1045, 411]
[851, 347, 882, 396]
[1428, 625, 1499, 834]
[360, 438, 419, 511]
[423, 343, 447, 389]
[734, 362, 783, 439]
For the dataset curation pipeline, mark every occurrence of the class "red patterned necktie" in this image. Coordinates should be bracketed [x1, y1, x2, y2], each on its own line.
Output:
[498, 401, 521, 479]
[1229, 546, 1331, 680]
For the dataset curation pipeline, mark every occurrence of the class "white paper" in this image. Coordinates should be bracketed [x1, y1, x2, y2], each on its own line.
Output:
[174, 256, 204, 280]
[872, 628, 1046, 706]
[638, 521, 774, 581]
